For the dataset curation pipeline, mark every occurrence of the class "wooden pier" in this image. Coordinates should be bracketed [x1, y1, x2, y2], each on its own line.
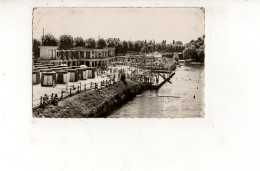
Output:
[145, 71, 175, 90]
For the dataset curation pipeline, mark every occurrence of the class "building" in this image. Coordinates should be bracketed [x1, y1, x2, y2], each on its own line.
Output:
[39, 46, 116, 67]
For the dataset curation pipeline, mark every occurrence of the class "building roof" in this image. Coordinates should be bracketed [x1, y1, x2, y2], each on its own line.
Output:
[71, 47, 115, 51]
[39, 46, 115, 51]
[39, 46, 58, 49]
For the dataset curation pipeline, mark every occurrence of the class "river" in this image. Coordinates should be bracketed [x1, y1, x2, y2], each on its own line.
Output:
[107, 63, 204, 118]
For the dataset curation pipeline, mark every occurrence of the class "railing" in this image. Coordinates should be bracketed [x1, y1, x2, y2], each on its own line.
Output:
[50, 56, 115, 61]
[33, 66, 174, 109]
[33, 77, 120, 109]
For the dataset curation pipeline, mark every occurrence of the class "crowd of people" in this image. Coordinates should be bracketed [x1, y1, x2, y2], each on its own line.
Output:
[41, 93, 59, 109]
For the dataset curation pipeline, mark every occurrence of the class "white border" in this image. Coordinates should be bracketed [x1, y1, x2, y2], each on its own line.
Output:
[1, 0, 260, 171]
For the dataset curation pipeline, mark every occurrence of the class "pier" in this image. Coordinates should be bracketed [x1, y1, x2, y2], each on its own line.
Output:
[146, 71, 175, 90]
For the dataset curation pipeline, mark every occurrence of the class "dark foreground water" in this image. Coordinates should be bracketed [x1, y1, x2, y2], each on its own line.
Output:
[108, 63, 204, 118]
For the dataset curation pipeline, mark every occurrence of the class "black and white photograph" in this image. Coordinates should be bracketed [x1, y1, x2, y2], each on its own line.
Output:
[2, 1, 260, 171]
[32, 8, 205, 118]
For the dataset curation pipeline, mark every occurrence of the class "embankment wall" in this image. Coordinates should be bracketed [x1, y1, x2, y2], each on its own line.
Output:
[33, 79, 146, 118]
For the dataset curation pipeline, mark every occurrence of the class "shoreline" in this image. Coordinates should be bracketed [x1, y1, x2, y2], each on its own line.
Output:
[33, 79, 146, 118]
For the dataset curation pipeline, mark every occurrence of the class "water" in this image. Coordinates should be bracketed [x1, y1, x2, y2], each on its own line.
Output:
[108, 63, 204, 118]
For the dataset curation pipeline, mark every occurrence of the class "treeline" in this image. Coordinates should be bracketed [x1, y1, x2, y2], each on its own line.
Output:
[33, 34, 187, 58]
[183, 35, 205, 63]
[33, 34, 109, 58]
[33, 33, 204, 62]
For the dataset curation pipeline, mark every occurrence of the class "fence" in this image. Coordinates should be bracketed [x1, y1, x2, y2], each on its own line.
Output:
[33, 77, 120, 109]
[33, 67, 173, 109]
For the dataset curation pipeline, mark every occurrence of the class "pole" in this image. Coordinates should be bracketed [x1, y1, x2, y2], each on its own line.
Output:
[66, 72, 69, 92]
[41, 28, 44, 45]
[40, 96, 42, 106]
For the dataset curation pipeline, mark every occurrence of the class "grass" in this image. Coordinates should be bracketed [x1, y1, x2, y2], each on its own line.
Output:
[33, 79, 144, 118]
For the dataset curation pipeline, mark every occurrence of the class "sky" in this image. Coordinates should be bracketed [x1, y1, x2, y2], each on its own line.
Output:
[33, 8, 204, 44]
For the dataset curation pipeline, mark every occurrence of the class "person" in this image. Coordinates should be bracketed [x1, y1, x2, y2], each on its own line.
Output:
[42, 94, 49, 108]
[51, 95, 54, 105]
[52, 94, 58, 105]
[41, 96, 46, 109]
[44, 94, 49, 103]
[51, 93, 54, 102]
[54, 94, 58, 100]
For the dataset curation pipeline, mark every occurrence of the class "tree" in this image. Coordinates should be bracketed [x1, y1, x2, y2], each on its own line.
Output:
[155, 43, 163, 52]
[184, 43, 190, 48]
[174, 54, 179, 62]
[147, 40, 155, 52]
[41, 34, 58, 46]
[196, 37, 204, 46]
[85, 38, 96, 48]
[183, 36, 205, 63]
[172, 40, 175, 45]
[33, 39, 41, 59]
[162, 40, 166, 47]
[97, 38, 107, 49]
[128, 41, 134, 51]
[183, 45, 198, 61]
[190, 40, 196, 45]
[134, 42, 141, 52]
[173, 44, 185, 53]
[74, 37, 85, 47]
[122, 41, 128, 54]
[175, 41, 183, 46]
[196, 45, 205, 62]
[58, 35, 74, 50]
[115, 43, 123, 55]
[107, 41, 115, 47]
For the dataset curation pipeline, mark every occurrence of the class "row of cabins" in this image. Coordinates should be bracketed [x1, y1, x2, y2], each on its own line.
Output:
[33, 63, 96, 87]
[39, 46, 116, 67]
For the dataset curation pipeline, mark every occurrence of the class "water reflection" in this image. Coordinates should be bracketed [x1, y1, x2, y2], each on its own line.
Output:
[108, 63, 204, 118]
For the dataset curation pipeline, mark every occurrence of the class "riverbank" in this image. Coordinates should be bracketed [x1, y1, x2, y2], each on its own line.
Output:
[108, 63, 204, 118]
[33, 79, 145, 118]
